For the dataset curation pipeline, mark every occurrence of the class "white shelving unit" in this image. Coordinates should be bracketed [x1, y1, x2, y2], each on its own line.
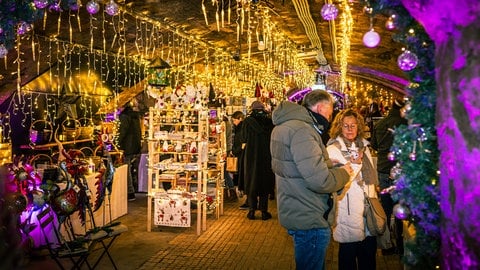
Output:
[146, 108, 209, 234]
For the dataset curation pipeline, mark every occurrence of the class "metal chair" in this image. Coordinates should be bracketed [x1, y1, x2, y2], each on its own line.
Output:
[37, 205, 92, 270]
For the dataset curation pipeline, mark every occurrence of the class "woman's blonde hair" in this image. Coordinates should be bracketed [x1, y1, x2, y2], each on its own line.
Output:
[329, 108, 366, 139]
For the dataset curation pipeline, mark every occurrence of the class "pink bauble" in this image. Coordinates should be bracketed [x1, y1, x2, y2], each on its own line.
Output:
[17, 22, 32, 35]
[105, 0, 119, 16]
[49, 2, 61, 12]
[363, 29, 381, 48]
[86, 0, 100, 14]
[321, 4, 338, 21]
[34, 0, 49, 9]
[0, 44, 8, 58]
[393, 204, 411, 220]
[397, 50, 418, 71]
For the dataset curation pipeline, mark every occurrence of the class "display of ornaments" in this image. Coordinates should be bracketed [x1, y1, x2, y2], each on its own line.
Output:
[393, 203, 411, 220]
[105, 0, 119, 16]
[321, 4, 338, 21]
[0, 44, 8, 58]
[397, 50, 418, 71]
[363, 29, 381, 48]
[34, 0, 49, 9]
[86, 0, 100, 14]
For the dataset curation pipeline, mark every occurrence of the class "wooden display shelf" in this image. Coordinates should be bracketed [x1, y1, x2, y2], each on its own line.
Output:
[21, 138, 94, 149]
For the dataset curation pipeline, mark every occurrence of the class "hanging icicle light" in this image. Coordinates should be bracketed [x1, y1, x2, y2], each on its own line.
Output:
[105, 0, 119, 16]
[321, 4, 338, 21]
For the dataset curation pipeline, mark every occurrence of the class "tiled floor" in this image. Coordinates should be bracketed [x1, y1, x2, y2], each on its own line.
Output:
[24, 192, 404, 269]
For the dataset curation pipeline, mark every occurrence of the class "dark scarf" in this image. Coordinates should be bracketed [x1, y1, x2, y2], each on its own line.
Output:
[307, 108, 330, 134]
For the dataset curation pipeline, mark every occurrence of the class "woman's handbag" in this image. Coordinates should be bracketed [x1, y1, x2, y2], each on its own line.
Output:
[226, 156, 238, 172]
[364, 193, 387, 236]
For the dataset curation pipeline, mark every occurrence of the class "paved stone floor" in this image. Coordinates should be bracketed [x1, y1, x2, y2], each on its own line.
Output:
[24, 192, 404, 269]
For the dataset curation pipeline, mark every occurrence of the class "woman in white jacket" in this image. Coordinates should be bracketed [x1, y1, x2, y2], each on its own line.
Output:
[327, 109, 379, 270]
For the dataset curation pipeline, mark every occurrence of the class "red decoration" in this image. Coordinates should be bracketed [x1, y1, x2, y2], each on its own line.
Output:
[255, 82, 262, 97]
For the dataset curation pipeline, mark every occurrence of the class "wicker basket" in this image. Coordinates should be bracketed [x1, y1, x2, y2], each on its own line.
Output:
[61, 119, 81, 141]
[30, 120, 53, 145]
[77, 118, 95, 140]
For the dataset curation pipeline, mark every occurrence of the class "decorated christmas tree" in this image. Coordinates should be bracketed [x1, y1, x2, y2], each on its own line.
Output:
[369, 0, 440, 268]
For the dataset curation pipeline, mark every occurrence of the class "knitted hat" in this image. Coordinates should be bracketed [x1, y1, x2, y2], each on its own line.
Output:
[251, 101, 265, 110]
[393, 98, 405, 109]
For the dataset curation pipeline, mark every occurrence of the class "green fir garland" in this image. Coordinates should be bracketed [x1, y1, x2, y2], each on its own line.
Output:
[366, 0, 440, 268]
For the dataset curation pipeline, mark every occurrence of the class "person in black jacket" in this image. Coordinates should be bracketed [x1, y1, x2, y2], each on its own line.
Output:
[230, 111, 247, 208]
[239, 101, 275, 220]
[118, 101, 143, 201]
[370, 97, 407, 256]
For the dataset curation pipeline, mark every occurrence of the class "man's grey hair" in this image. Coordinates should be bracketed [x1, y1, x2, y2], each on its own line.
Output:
[301, 90, 333, 110]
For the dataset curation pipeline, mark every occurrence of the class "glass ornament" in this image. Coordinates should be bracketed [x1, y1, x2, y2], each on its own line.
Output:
[34, 0, 49, 9]
[387, 152, 395, 161]
[385, 17, 395, 30]
[0, 44, 8, 58]
[49, 2, 61, 12]
[363, 29, 381, 48]
[409, 152, 417, 161]
[397, 50, 418, 71]
[17, 22, 32, 35]
[105, 0, 119, 16]
[321, 4, 338, 21]
[86, 0, 100, 14]
[393, 204, 411, 220]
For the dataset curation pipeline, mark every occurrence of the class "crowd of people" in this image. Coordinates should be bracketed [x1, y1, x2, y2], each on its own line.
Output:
[118, 89, 405, 269]
[226, 91, 406, 269]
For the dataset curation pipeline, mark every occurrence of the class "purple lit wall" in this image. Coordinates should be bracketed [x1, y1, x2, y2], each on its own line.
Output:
[402, 0, 480, 268]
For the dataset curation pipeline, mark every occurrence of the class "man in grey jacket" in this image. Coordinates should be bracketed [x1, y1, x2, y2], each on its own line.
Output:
[270, 90, 352, 270]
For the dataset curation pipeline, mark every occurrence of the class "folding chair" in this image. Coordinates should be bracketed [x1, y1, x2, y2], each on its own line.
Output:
[85, 223, 128, 270]
[37, 205, 92, 270]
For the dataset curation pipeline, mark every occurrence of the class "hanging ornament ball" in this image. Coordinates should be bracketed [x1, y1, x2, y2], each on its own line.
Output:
[4, 192, 28, 214]
[0, 44, 8, 58]
[17, 22, 32, 35]
[417, 127, 428, 142]
[86, 0, 100, 14]
[387, 151, 396, 161]
[385, 17, 396, 30]
[0, 27, 3, 35]
[363, 6, 373, 14]
[49, 2, 61, 12]
[409, 152, 417, 161]
[363, 29, 381, 48]
[321, 4, 338, 21]
[34, 0, 49, 9]
[393, 204, 411, 220]
[397, 50, 418, 71]
[105, 0, 119, 16]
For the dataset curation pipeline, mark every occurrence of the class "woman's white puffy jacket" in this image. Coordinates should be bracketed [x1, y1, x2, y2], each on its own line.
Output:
[327, 137, 377, 243]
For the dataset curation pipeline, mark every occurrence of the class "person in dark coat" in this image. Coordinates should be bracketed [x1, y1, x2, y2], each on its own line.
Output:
[239, 101, 275, 220]
[370, 97, 408, 256]
[118, 101, 143, 201]
[230, 111, 248, 209]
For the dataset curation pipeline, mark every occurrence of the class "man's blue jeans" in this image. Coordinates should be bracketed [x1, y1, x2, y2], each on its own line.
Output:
[288, 227, 331, 270]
